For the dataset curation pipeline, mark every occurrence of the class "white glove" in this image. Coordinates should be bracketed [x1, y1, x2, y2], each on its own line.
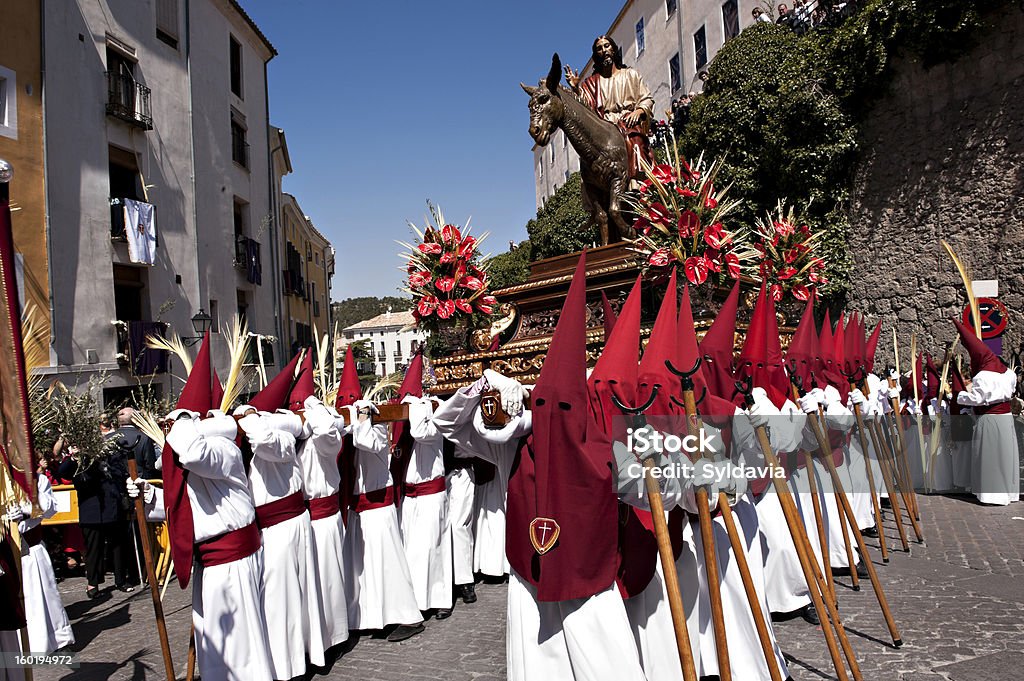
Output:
[887, 385, 901, 399]
[3, 504, 24, 523]
[808, 387, 827, 406]
[483, 369, 527, 417]
[798, 393, 821, 414]
[126, 477, 155, 504]
[849, 388, 867, 407]
[748, 401, 770, 429]
[237, 413, 267, 436]
[352, 399, 379, 415]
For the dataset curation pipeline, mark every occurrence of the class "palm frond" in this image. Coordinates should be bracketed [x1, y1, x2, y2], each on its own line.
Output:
[364, 372, 403, 403]
[132, 410, 166, 450]
[941, 239, 981, 338]
[219, 316, 250, 412]
[146, 331, 193, 375]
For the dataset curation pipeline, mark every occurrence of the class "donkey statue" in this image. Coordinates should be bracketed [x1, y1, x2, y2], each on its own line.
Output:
[523, 54, 635, 246]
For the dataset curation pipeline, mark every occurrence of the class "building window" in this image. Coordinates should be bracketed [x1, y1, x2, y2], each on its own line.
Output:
[236, 289, 248, 325]
[669, 53, 681, 93]
[155, 0, 179, 48]
[233, 198, 247, 238]
[722, 0, 740, 41]
[666, 0, 677, 17]
[0, 65, 16, 140]
[229, 36, 243, 98]
[209, 299, 219, 333]
[635, 17, 645, 56]
[230, 114, 248, 168]
[108, 146, 143, 239]
[694, 26, 708, 70]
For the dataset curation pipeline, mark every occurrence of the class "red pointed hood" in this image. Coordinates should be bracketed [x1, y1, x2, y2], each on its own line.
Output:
[675, 283, 710, 407]
[162, 331, 213, 589]
[336, 345, 362, 407]
[762, 285, 791, 402]
[785, 298, 816, 392]
[588, 275, 642, 434]
[389, 351, 424, 452]
[843, 313, 861, 375]
[638, 270, 678, 417]
[737, 284, 770, 397]
[698, 279, 740, 400]
[865, 320, 882, 374]
[508, 251, 619, 601]
[289, 352, 316, 410]
[953, 319, 1005, 375]
[211, 370, 225, 411]
[601, 290, 617, 340]
[248, 352, 301, 412]
[815, 310, 834, 387]
[924, 354, 941, 402]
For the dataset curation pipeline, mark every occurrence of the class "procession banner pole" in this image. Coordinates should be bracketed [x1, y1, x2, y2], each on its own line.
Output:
[819, 404, 860, 592]
[885, 377, 924, 539]
[910, 335, 929, 493]
[847, 372, 889, 563]
[866, 418, 910, 552]
[186, 623, 197, 681]
[732, 384, 858, 681]
[126, 457, 176, 681]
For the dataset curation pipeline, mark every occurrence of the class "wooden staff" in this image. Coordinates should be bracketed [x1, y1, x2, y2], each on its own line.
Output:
[884, 379, 924, 540]
[733, 386, 860, 681]
[805, 410, 903, 648]
[186, 623, 197, 681]
[611, 387, 699, 681]
[672, 368, 730, 681]
[848, 376, 889, 563]
[819, 405, 860, 592]
[863, 406, 910, 554]
[873, 414, 918, 548]
[126, 457, 175, 681]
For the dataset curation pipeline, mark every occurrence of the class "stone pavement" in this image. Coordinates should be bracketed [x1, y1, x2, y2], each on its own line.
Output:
[31, 493, 1024, 681]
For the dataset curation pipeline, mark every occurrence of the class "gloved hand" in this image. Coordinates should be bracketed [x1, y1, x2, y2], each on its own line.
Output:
[351, 399, 379, 423]
[798, 392, 821, 414]
[237, 413, 267, 437]
[3, 504, 24, 524]
[807, 387, 827, 406]
[748, 400, 771, 429]
[887, 384, 901, 400]
[126, 477, 155, 504]
[849, 388, 867, 407]
[483, 369, 528, 417]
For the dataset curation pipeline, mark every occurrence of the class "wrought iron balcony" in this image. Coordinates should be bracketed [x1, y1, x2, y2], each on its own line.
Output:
[105, 71, 153, 130]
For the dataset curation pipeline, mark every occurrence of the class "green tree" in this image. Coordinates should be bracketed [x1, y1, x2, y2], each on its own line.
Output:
[526, 173, 598, 260]
[486, 240, 533, 290]
[331, 296, 413, 331]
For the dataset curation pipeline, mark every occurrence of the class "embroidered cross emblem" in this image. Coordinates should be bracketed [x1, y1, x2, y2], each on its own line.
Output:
[529, 516, 560, 555]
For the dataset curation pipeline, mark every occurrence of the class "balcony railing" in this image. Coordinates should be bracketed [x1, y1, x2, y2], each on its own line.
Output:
[377, 352, 386, 361]
[105, 71, 153, 130]
[234, 235, 262, 285]
[231, 135, 250, 168]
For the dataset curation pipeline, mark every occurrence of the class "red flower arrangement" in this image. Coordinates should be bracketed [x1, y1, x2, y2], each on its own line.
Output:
[399, 205, 496, 338]
[628, 154, 749, 288]
[740, 201, 828, 302]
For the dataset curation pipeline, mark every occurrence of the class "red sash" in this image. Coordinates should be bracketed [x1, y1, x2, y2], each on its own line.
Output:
[308, 493, 341, 520]
[254, 491, 306, 530]
[195, 522, 261, 568]
[352, 485, 396, 513]
[974, 401, 1011, 415]
[404, 477, 446, 498]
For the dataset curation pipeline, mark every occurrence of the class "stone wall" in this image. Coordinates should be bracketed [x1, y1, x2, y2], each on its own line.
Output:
[847, 4, 1024, 365]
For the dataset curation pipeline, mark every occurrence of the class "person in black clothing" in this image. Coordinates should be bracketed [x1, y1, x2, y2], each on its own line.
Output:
[56, 421, 138, 598]
[115, 408, 160, 479]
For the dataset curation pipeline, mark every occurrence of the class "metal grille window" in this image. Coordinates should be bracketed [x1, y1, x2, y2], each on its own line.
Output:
[231, 119, 249, 168]
[635, 17, 646, 55]
[669, 53, 681, 93]
[105, 50, 152, 130]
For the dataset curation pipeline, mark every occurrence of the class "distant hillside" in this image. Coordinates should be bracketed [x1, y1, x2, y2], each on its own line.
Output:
[331, 296, 413, 331]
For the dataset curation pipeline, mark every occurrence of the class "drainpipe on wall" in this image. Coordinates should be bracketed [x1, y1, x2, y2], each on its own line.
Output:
[186, 0, 203, 327]
[39, 0, 58, 366]
[264, 60, 284, 369]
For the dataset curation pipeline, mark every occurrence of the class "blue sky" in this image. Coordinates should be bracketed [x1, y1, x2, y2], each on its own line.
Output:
[242, 0, 624, 300]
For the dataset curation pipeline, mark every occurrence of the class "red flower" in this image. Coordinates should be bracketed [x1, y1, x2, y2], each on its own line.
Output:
[441, 224, 462, 244]
[470, 265, 486, 279]
[648, 249, 671, 267]
[417, 296, 438, 317]
[435, 276, 455, 292]
[777, 266, 798, 280]
[678, 159, 696, 181]
[769, 284, 783, 302]
[476, 295, 498, 315]
[461, 276, 485, 291]
[704, 253, 721, 273]
[678, 210, 700, 238]
[773, 220, 795, 237]
[704, 222, 726, 249]
[676, 186, 697, 198]
[704, 195, 718, 210]
[652, 164, 676, 185]
[723, 252, 741, 279]
[436, 300, 456, 319]
[799, 224, 811, 237]
[454, 299, 473, 314]
[440, 252, 456, 264]
[634, 216, 652, 235]
[418, 242, 442, 255]
[409, 270, 431, 287]
[459, 236, 478, 257]
[783, 248, 800, 264]
[648, 202, 672, 226]
[792, 285, 811, 301]
[684, 256, 708, 285]
[640, 179, 653, 193]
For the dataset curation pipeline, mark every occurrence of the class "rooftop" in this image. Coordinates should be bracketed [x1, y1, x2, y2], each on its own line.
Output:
[344, 309, 416, 332]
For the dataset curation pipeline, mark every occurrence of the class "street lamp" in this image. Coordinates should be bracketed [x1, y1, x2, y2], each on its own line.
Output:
[182, 309, 213, 346]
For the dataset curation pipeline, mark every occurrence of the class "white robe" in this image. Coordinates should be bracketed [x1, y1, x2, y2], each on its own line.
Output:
[399, 398, 453, 611]
[242, 410, 327, 676]
[297, 397, 350, 649]
[19, 475, 74, 653]
[958, 369, 1020, 505]
[166, 413, 273, 681]
[433, 385, 646, 681]
[446, 466, 476, 586]
[343, 417, 421, 630]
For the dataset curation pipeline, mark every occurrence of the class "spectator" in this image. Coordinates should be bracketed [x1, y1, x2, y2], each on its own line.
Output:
[752, 7, 773, 24]
[56, 428, 138, 598]
[114, 408, 160, 480]
[776, 3, 796, 27]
